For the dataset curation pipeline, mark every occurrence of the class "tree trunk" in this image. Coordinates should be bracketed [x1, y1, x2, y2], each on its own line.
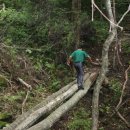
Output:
[27, 72, 98, 130]
[3, 79, 77, 130]
[91, 0, 116, 130]
[72, 0, 81, 49]
[12, 74, 90, 130]
[3, 71, 92, 130]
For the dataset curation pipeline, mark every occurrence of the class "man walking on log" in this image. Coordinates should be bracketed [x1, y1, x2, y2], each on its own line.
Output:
[67, 45, 93, 90]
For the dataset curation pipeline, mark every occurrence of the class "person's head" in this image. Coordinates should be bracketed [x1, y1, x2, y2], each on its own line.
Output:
[77, 44, 84, 49]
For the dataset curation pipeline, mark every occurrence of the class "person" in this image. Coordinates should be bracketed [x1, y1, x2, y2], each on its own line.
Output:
[67, 45, 93, 90]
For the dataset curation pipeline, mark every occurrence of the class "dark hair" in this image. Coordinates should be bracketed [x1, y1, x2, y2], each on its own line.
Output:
[78, 44, 84, 49]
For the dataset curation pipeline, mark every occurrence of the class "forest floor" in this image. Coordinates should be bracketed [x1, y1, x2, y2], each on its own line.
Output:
[0, 32, 130, 130]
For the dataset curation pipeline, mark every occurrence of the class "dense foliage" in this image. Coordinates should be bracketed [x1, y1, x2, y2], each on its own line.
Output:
[0, 0, 130, 129]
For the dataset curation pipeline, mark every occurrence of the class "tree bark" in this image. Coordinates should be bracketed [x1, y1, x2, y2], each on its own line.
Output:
[3, 71, 92, 130]
[72, 0, 81, 49]
[92, 0, 116, 130]
[3, 79, 77, 130]
[27, 72, 98, 130]
[12, 74, 90, 130]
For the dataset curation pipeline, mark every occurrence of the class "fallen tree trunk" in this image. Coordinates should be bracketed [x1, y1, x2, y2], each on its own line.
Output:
[13, 74, 90, 130]
[3, 79, 76, 130]
[3, 71, 91, 130]
[27, 72, 98, 130]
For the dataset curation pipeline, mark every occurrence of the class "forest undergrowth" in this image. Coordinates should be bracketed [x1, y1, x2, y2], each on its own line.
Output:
[51, 34, 130, 130]
[0, 0, 130, 129]
[0, 33, 129, 130]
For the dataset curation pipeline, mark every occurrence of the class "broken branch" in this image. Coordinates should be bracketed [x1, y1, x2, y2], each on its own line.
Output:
[17, 78, 32, 90]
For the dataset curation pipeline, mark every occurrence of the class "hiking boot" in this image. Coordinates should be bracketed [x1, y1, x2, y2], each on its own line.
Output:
[78, 85, 84, 90]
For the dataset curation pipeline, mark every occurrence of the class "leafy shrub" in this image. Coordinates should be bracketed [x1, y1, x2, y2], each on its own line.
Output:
[0, 75, 8, 91]
[91, 21, 109, 44]
[0, 8, 30, 45]
[0, 121, 8, 129]
[110, 79, 122, 101]
[49, 79, 61, 92]
[122, 42, 130, 54]
[68, 119, 91, 130]
[4, 95, 22, 103]
[68, 108, 92, 130]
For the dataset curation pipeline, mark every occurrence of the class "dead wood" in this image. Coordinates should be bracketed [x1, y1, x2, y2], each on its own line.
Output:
[13, 74, 90, 130]
[2, 81, 75, 130]
[27, 72, 98, 130]
[2, 71, 91, 130]
[17, 78, 32, 90]
[22, 90, 30, 114]
[115, 65, 130, 128]
[116, 65, 130, 109]
[115, 110, 130, 128]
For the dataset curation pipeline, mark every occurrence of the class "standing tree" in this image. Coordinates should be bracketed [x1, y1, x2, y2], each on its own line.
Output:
[72, 0, 81, 49]
[92, 0, 118, 130]
[91, 0, 130, 130]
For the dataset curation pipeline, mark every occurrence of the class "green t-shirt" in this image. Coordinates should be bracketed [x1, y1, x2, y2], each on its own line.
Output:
[70, 50, 89, 63]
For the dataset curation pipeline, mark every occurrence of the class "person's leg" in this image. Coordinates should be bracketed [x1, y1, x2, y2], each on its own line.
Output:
[74, 63, 84, 89]
[74, 63, 80, 87]
[78, 62, 84, 88]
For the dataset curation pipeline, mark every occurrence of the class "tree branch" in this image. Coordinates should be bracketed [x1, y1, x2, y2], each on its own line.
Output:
[22, 90, 30, 114]
[92, 0, 123, 30]
[115, 109, 130, 128]
[17, 78, 32, 90]
[117, 5, 130, 25]
[116, 65, 130, 109]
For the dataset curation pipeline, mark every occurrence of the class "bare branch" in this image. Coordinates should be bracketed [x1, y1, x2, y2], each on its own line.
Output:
[117, 5, 130, 25]
[92, 0, 123, 30]
[91, 0, 94, 21]
[22, 90, 30, 114]
[17, 77, 32, 90]
[115, 109, 130, 128]
[116, 65, 130, 109]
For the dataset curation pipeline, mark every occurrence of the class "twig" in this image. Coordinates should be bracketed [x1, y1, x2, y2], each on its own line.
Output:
[22, 90, 30, 114]
[114, 5, 130, 67]
[115, 109, 130, 128]
[91, 0, 94, 21]
[17, 77, 32, 90]
[114, 65, 130, 128]
[116, 65, 130, 109]
[117, 4, 130, 25]
[18, 77, 32, 113]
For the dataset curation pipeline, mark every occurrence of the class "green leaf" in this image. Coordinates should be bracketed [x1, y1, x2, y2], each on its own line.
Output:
[0, 113, 12, 120]
[26, 49, 32, 54]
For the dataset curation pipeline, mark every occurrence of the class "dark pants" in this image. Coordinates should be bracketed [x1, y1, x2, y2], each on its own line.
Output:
[74, 62, 84, 87]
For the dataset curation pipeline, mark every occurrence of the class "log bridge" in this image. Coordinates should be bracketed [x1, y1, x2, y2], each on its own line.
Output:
[3, 69, 99, 130]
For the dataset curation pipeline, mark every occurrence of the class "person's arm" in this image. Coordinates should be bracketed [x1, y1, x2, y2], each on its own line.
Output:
[67, 56, 72, 66]
[84, 51, 92, 63]
[87, 56, 93, 63]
